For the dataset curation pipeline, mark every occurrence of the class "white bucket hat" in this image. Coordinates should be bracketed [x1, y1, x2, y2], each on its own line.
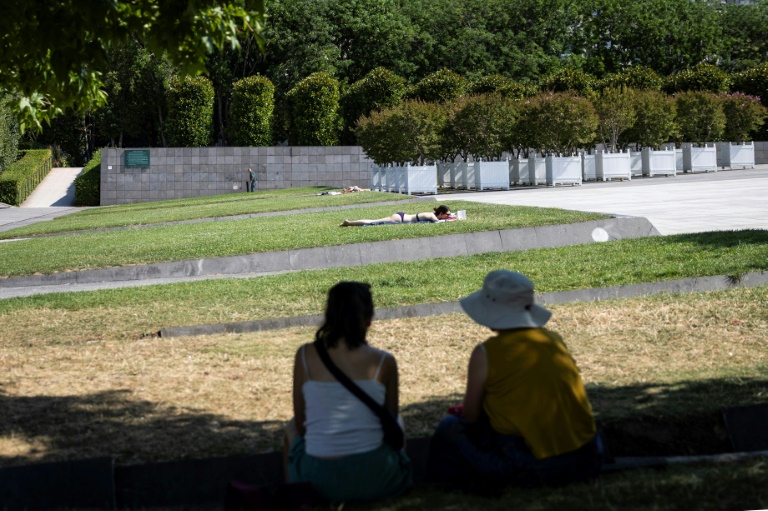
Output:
[459, 270, 551, 330]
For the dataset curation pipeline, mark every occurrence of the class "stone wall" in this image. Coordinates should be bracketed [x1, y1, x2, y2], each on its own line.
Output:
[100, 146, 373, 205]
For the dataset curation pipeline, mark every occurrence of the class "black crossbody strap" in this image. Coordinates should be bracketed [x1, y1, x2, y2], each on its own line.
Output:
[314, 341, 387, 415]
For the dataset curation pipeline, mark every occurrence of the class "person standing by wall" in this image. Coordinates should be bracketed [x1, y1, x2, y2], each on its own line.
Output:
[246, 167, 255, 192]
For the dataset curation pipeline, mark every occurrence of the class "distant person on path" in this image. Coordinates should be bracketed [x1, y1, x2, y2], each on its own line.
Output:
[246, 167, 255, 192]
[340, 205, 452, 226]
[427, 270, 604, 491]
[284, 281, 413, 504]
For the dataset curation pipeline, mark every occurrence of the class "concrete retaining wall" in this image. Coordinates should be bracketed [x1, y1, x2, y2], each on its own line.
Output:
[100, 146, 373, 205]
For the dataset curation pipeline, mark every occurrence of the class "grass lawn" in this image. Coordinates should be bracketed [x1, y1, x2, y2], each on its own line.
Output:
[0, 187, 414, 238]
[1, 229, 766, 344]
[0, 201, 608, 277]
[2, 288, 767, 508]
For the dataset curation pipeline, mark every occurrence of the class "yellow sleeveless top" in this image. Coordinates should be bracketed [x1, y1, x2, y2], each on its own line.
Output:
[482, 328, 596, 460]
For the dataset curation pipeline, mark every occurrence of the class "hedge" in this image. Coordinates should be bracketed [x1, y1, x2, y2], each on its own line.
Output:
[0, 149, 53, 206]
[0, 95, 20, 174]
[340, 67, 407, 145]
[74, 149, 101, 206]
[165, 76, 215, 147]
[286, 72, 341, 146]
[408, 69, 467, 103]
[229, 75, 275, 147]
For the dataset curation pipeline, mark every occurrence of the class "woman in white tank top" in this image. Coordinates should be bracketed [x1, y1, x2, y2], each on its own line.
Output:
[284, 282, 413, 504]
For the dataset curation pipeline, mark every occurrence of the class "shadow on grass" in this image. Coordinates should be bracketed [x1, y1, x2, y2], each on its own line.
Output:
[670, 229, 768, 247]
[1, 374, 766, 468]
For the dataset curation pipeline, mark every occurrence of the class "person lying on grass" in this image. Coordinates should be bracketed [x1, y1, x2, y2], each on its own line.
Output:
[427, 270, 605, 491]
[284, 281, 413, 504]
[340, 205, 452, 227]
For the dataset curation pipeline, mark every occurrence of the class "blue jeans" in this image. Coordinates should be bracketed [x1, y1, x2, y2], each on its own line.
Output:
[427, 415, 604, 489]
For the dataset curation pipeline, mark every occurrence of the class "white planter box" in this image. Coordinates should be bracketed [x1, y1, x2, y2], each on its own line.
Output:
[527, 154, 547, 185]
[450, 162, 476, 189]
[683, 143, 717, 173]
[436, 162, 453, 187]
[582, 153, 596, 181]
[474, 160, 510, 190]
[546, 155, 582, 186]
[720, 142, 755, 169]
[630, 151, 643, 177]
[641, 148, 676, 177]
[595, 151, 631, 181]
[510, 158, 528, 185]
[400, 165, 437, 194]
[370, 164, 383, 191]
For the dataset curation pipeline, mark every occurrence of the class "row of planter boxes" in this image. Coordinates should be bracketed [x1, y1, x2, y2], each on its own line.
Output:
[370, 142, 756, 193]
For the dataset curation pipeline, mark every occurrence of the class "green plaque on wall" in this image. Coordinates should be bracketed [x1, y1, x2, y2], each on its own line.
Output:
[124, 150, 150, 168]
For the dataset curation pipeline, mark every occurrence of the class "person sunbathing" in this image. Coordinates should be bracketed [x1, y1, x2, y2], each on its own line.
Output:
[340, 205, 452, 227]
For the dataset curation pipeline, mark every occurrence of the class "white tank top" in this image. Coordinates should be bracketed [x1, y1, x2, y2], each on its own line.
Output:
[301, 345, 387, 457]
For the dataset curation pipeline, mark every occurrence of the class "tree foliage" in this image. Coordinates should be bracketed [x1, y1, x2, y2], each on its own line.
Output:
[165, 76, 215, 147]
[523, 93, 599, 155]
[539, 68, 597, 94]
[286, 72, 341, 146]
[409, 69, 468, 103]
[664, 63, 732, 94]
[719, 92, 767, 143]
[674, 91, 726, 145]
[356, 100, 447, 164]
[340, 67, 407, 145]
[592, 87, 638, 152]
[0, 0, 265, 131]
[447, 95, 517, 161]
[620, 89, 677, 149]
[229, 75, 275, 147]
[0, 96, 20, 174]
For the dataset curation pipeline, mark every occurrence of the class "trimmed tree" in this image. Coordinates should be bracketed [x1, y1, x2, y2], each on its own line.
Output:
[620, 89, 677, 150]
[539, 68, 596, 95]
[719, 92, 767, 143]
[409, 69, 467, 103]
[340, 67, 407, 145]
[448, 95, 516, 161]
[674, 91, 726, 146]
[229, 75, 275, 147]
[592, 87, 637, 152]
[469, 75, 538, 99]
[731, 63, 768, 139]
[165, 75, 215, 147]
[598, 66, 663, 91]
[664, 63, 732, 94]
[286, 72, 341, 146]
[523, 92, 598, 155]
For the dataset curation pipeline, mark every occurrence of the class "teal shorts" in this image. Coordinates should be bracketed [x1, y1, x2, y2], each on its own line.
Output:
[287, 435, 413, 504]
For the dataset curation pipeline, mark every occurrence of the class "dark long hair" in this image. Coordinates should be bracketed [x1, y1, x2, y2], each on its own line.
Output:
[315, 282, 374, 349]
[434, 205, 450, 216]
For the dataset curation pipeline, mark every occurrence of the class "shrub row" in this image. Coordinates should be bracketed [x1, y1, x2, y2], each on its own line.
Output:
[0, 149, 53, 206]
[0, 95, 20, 174]
[355, 90, 767, 165]
[74, 149, 101, 207]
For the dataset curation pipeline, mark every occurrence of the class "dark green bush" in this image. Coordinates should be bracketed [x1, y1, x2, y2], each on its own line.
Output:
[731, 63, 768, 139]
[0, 149, 52, 206]
[286, 72, 341, 146]
[674, 91, 726, 145]
[165, 75, 215, 147]
[664, 63, 732, 94]
[469, 74, 538, 99]
[356, 100, 447, 165]
[74, 149, 101, 206]
[228, 75, 275, 147]
[0, 95, 20, 174]
[408, 69, 467, 103]
[539, 68, 596, 94]
[522, 92, 598, 155]
[619, 89, 677, 149]
[598, 66, 663, 91]
[446, 94, 518, 161]
[340, 67, 407, 145]
[719, 92, 767, 143]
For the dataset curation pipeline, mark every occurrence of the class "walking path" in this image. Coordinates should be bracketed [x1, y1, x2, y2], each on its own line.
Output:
[448, 166, 768, 235]
[21, 167, 82, 207]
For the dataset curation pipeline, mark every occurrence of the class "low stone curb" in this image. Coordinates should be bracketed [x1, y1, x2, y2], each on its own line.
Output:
[160, 271, 768, 338]
[0, 216, 657, 290]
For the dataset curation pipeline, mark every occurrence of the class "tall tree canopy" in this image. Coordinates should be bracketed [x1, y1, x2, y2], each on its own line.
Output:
[0, 0, 264, 131]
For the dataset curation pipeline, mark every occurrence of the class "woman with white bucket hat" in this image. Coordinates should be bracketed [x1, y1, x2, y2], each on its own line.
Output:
[427, 270, 604, 490]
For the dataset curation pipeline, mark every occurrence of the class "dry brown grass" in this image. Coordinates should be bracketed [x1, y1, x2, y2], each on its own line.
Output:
[1, 287, 767, 468]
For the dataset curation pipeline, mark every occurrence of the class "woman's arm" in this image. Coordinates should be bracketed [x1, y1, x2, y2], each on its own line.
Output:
[292, 345, 308, 436]
[461, 344, 488, 423]
[380, 353, 400, 418]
